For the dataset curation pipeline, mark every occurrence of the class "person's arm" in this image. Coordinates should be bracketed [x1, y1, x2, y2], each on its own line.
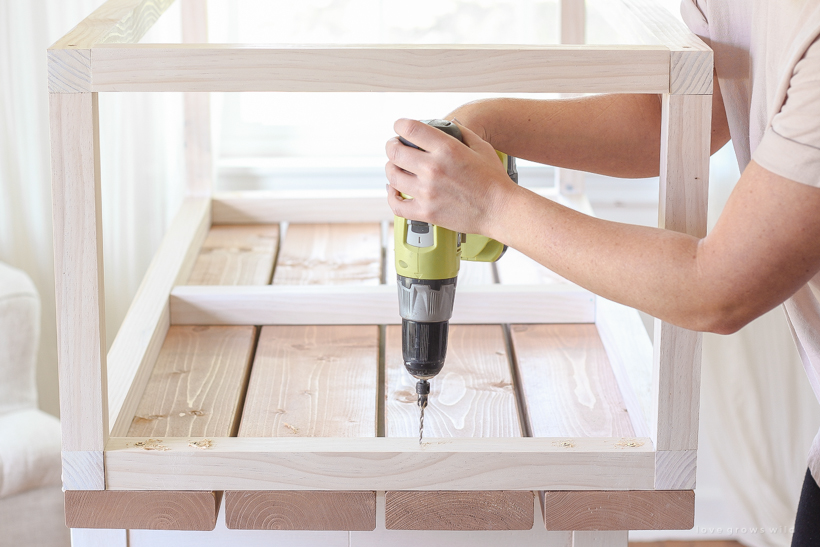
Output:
[384, 82, 820, 334]
[445, 75, 730, 178]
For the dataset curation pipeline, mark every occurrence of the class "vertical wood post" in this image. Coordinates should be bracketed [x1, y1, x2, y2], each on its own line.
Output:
[558, 0, 586, 196]
[572, 531, 629, 547]
[652, 94, 711, 459]
[50, 92, 108, 490]
[181, 0, 213, 196]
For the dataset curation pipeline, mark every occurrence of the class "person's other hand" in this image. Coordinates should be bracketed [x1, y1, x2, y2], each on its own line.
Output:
[384, 118, 518, 237]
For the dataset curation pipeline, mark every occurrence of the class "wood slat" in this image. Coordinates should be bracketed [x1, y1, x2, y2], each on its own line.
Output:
[385, 491, 533, 530]
[227, 223, 381, 531]
[226, 491, 375, 531]
[511, 324, 634, 438]
[126, 326, 256, 437]
[65, 491, 219, 531]
[237, 326, 378, 438]
[68, 325, 256, 529]
[542, 490, 694, 530]
[385, 324, 531, 529]
[186, 225, 279, 285]
[272, 223, 381, 285]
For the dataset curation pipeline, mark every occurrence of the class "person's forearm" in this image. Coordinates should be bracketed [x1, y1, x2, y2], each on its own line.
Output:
[489, 185, 731, 333]
[447, 95, 663, 178]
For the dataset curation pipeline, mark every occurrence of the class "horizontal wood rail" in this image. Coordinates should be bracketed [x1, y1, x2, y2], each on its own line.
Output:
[104, 437, 655, 491]
[169, 284, 596, 325]
[50, 44, 671, 94]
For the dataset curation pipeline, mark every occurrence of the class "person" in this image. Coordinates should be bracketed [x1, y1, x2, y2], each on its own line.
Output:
[384, 1, 820, 545]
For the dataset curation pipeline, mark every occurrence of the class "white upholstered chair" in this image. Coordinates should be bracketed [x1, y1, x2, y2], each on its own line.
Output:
[0, 262, 69, 546]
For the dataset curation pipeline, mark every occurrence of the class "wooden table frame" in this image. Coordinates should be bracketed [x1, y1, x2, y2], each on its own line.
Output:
[49, 0, 711, 544]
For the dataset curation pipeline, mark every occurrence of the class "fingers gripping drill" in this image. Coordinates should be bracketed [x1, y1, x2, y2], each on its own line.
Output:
[393, 119, 517, 443]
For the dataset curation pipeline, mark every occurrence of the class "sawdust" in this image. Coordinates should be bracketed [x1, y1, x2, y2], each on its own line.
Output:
[282, 422, 299, 434]
[614, 438, 645, 448]
[133, 439, 169, 451]
[553, 440, 576, 448]
[188, 439, 213, 450]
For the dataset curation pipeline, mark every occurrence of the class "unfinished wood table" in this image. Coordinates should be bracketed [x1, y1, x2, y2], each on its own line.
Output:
[48, 0, 711, 545]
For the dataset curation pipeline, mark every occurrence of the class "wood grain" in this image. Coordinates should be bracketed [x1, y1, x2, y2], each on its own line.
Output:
[225, 491, 375, 531]
[543, 490, 694, 530]
[385, 325, 520, 438]
[228, 325, 379, 529]
[108, 197, 210, 437]
[127, 325, 256, 437]
[65, 490, 219, 530]
[86, 44, 670, 94]
[169, 284, 596, 326]
[50, 92, 106, 490]
[186, 225, 279, 286]
[385, 491, 533, 530]
[238, 326, 378, 438]
[385, 325, 530, 529]
[272, 223, 381, 286]
[653, 93, 710, 452]
[105, 436, 655, 491]
[511, 324, 635, 438]
[655, 450, 697, 490]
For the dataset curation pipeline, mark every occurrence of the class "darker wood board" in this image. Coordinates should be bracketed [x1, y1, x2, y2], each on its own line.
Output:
[384, 324, 533, 530]
[186, 224, 279, 285]
[385, 491, 534, 531]
[225, 491, 376, 531]
[542, 490, 695, 531]
[226, 325, 379, 530]
[64, 491, 220, 531]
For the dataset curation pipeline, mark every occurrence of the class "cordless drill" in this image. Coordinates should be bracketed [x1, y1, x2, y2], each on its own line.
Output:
[394, 119, 517, 442]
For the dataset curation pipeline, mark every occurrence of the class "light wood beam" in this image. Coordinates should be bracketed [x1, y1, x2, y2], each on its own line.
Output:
[50, 92, 107, 490]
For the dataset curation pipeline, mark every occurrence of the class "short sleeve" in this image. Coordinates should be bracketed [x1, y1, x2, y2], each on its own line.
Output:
[754, 37, 820, 187]
[680, 0, 709, 38]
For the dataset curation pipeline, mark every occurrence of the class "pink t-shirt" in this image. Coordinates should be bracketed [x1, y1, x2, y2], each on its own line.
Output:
[681, 0, 820, 485]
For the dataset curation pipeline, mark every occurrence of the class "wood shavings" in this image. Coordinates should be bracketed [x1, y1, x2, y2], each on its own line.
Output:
[282, 422, 299, 434]
[133, 439, 169, 451]
[554, 440, 576, 448]
[614, 438, 645, 448]
[188, 439, 213, 450]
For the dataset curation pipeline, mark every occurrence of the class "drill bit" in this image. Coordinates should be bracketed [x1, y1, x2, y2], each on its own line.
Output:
[416, 379, 430, 445]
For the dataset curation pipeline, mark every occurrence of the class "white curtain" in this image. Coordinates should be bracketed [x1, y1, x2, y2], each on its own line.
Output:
[0, 0, 185, 418]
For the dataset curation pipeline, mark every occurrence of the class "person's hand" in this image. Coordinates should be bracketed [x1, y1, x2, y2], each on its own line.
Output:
[384, 118, 518, 238]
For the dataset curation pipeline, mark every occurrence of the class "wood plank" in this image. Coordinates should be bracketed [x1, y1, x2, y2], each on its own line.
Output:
[181, 0, 211, 196]
[595, 298, 653, 439]
[655, 450, 697, 490]
[560, 0, 586, 45]
[126, 325, 256, 437]
[70, 529, 127, 547]
[104, 436, 656, 491]
[496, 247, 578, 287]
[385, 325, 520, 438]
[237, 326, 378, 438]
[385, 491, 533, 530]
[225, 491, 376, 531]
[511, 324, 635, 438]
[169, 284, 596, 325]
[50, 92, 106, 490]
[186, 225, 279, 286]
[108, 197, 210, 438]
[210, 187, 573, 225]
[543, 490, 694, 530]
[385, 324, 530, 529]
[227, 222, 381, 531]
[652, 93, 710, 453]
[65, 491, 219, 530]
[86, 44, 670, 93]
[272, 223, 381, 286]
[48, 0, 175, 92]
